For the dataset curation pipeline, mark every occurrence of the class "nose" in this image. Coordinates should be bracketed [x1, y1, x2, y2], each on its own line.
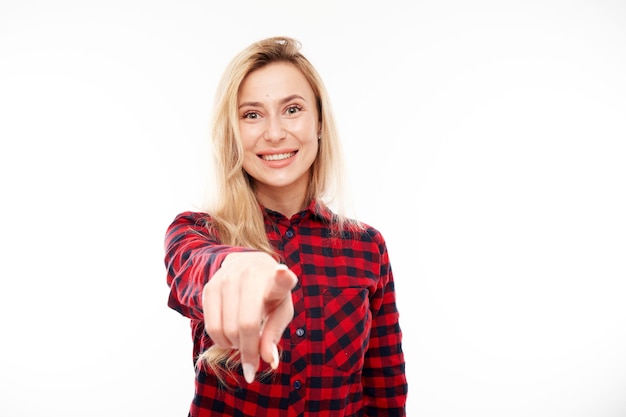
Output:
[263, 114, 286, 142]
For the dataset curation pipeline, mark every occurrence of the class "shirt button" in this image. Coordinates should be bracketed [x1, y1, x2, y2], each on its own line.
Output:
[293, 380, 302, 390]
[295, 327, 305, 337]
[285, 230, 294, 238]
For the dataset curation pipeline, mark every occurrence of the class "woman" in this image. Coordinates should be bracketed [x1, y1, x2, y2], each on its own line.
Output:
[164, 36, 407, 416]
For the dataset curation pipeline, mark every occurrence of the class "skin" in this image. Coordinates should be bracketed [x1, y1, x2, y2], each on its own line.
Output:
[202, 62, 320, 383]
[239, 61, 320, 217]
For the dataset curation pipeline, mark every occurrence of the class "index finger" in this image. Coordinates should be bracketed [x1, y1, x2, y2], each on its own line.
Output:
[265, 264, 298, 306]
[238, 264, 297, 383]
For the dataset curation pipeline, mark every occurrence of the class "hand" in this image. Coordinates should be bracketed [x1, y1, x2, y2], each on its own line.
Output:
[202, 251, 298, 383]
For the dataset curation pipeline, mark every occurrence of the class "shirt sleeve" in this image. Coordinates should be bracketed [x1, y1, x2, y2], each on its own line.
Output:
[362, 232, 408, 416]
[163, 211, 256, 320]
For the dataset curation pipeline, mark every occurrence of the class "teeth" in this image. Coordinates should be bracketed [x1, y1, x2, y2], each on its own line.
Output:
[262, 152, 295, 161]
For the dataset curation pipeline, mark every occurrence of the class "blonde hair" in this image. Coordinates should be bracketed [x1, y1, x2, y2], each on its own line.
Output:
[198, 36, 358, 382]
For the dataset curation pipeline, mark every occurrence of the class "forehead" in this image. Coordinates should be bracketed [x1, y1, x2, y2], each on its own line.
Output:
[238, 62, 314, 100]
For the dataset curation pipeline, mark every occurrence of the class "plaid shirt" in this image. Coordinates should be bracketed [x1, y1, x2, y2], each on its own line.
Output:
[164, 201, 407, 416]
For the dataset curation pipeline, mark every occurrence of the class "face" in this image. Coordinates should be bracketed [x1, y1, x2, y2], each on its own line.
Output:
[237, 61, 320, 204]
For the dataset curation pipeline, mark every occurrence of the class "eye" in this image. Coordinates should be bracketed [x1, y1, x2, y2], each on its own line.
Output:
[285, 105, 301, 115]
[242, 111, 259, 119]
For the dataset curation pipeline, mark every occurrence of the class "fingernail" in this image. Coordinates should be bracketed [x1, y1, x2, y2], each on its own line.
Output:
[242, 363, 256, 384]
[270, 343, 279, 370]
[276, 263, 288, 271]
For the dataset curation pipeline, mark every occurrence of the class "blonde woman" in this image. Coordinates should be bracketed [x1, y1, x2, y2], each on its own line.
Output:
[164, 36, 407, 416]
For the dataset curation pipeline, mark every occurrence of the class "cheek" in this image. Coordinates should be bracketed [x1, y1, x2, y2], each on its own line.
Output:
[239, 122, 261, 148]
[304, 131, 320, 149]
[239, 132, 258, 153]
[295, 122, 318, 144]
[241, 153, 258, 177]
[242, 147, 258, 170]
[238, 134, 259, 172]
[301, 137, 320, 166]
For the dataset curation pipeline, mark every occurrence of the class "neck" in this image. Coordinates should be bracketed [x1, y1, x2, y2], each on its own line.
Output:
[255, 187, 308, 219]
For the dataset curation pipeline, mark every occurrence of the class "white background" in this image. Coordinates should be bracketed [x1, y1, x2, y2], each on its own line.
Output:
[1, 1, 625, 416]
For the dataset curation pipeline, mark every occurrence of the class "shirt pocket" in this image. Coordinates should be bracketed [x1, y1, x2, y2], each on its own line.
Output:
[323, 287, 371, 374]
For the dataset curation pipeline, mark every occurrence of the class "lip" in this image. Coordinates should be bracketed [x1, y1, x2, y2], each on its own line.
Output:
[257, 150, 298, 161]
[256, 151, 297, 169]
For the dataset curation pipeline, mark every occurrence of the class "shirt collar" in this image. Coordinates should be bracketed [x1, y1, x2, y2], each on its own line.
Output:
[261, 199, 334, 223]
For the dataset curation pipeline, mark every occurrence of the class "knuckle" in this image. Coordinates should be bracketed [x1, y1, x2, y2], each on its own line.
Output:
[238, 317, 260, 334]
[203, 322, 220, 338]
[223, 327, 239, 346]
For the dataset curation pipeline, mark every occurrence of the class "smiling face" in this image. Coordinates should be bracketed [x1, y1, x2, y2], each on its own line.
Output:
[238, 61, 320, 212]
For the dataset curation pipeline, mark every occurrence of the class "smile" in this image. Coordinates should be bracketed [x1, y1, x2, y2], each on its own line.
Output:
[260, 152, 296, 161]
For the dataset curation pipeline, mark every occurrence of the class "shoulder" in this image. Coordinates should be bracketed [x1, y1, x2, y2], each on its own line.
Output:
[358, 221, 388, 248]
[170, 210, 211, 226]
[335, 216, 388, 253]
[311, 201, 390, 251]
[166, 211, 213, 239]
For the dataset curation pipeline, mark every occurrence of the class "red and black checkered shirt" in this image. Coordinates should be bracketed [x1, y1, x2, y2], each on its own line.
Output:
[164, 201, 407, 416]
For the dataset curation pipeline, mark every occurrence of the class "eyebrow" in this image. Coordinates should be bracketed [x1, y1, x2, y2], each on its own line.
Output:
[238, 94, 306, 109]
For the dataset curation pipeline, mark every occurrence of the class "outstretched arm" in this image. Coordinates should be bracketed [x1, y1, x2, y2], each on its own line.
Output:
[164, 212, 297, 381]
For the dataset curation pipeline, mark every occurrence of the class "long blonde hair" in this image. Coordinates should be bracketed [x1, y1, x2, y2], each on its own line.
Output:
[198, 36, 358, 381]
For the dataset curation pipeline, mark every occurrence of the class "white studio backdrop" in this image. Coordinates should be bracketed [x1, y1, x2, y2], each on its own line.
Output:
[1, 1, 625, 416]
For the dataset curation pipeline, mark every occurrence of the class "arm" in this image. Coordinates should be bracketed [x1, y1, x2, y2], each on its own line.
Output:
[164, 211, 298, 381]
[164, 211, 254, 320]
[362, 236, 408, 416]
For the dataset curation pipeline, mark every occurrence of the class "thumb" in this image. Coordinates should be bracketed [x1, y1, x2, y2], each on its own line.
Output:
[260, 264, 297, 368]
